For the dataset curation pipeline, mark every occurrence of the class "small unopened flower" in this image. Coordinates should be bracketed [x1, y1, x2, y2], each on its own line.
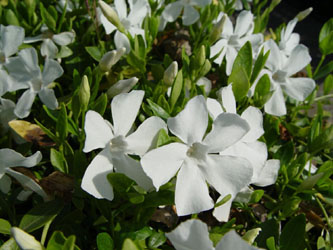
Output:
[107, 77, 138, 98]
[98, 0, 125, 33]
[99, 47, 126, 72]
[11, 227, 43, 250]
[79, 75, 90, 111]
[163, 61, 178, 86]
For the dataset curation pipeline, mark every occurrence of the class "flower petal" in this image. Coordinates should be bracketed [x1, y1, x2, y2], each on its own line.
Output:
[284, 44, 311, 76]
[252, 159, 280, 187]
[0, 149, 42, 168]
[42, 59, 64, 85]
[264, 40, 284, 72]
[166, 219, 214, 250]
[203, 113, 250, 153]
[24, 34, 44, 43]
[112, 90, 144, 136]
[114, 31, 131, 53]
[127, 0, 148, 25]
[175, 159, 214, 215]
[41, 39, 58, 59]
[5, 168, 48, 200]
[213, 198, 232, 222]
[234, 11, 253, 37]
[216, 230, 260, 250]
[162, 2, 183, 22]
[52, 31, 75, 46]
[112, 153, 153, 191]
[201, 155, 252, 200]
[141, 142, 187, 190]
[206, 98, 223, 120]
[1, 25, 25, 57]
[126, 116, 167, 156]
[218, 84, 236, 114]
[241, 106, 264, 142]
[264, 85, 286, 116]
[38, 88, 58, 110]
[83, 110, 113, 152]
[114, 0, 127, 20]
[14, 89, 37, 118]
[210, 39, 227, 60]
[99, 8, 117, 34]
[168, 95, 208, 145]
[182, 5, 199, 26]
[225, 46, 238, 76]
[81, 147, 114, 200]
[282, 77, 315, 101]
[16, 48, 40, 76]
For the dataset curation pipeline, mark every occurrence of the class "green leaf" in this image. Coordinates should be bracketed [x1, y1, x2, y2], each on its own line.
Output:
[323, 74, 333, 94]
[92, 93, 108, 116]
[280, 214, 306, 250]
[5, 9, 19, 26]
[314, 61, 333, 80]
[47, 5, 58, 22]
[121, 239, 140, 250]
[296, 172, 325, 192]
[56, 103, 68, 142]
[0, 218, 11, 234]
[255, 219, 280, 249]
[34, 119, 58, 143]
[85, 46, 103, 61]
[308, 126, 333, 154]
[128, 192, 145, 204]
[266, 237, 276, 250]
[147, 231, 166, 248]
[57, 46, 73, 58]
[231, 41, 253, 77]
[50, 148, 67, 173]
[251, 48, 270, 83]
[147, 99, 170, 119]
[19, 199, 64, 233]
[229, 67, 250, 101]
[40, 3, 56, 30]
[63, 235, 76, 250]
[249, 189, 264, 203]
[274, 141, 294, 166]
[127, 50, 146, 73]
[107, 173, 135, 194]
[319, 32, 333, 55]
[97, 232, 114, 250]
[253, 74, 272, 107]
[214, 194, 231, 208]
[169, 69, 183, 110]
[319, 18, 333, 44]
[155, 128, 172, 147]
[0, 237, 19, 250]
[47, 231, 67, 250]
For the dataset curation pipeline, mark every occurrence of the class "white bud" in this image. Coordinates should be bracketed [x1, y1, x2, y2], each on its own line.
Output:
[296, 7, 313, 21]
[99, 47, 126, 72]
[107, 77, 138, 98]
[163, 61, 178, 86]
[11, 227, 44, 250]
[98, 0, 125, 33]
[210, 14, 227, 44]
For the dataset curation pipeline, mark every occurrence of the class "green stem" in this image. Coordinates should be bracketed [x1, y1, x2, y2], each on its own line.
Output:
[315, 195, 329, 224]
[313, 54, 326, 77]
[314, 94, 333, 102]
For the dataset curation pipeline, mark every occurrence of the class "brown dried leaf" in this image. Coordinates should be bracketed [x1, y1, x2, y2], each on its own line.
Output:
[9, 120, 55, 147]
[150, 206, 178, 228]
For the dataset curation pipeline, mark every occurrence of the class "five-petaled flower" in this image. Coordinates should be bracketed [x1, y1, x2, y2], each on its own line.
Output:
[82, 90, 167, 200]
[141, 95, 253, 216]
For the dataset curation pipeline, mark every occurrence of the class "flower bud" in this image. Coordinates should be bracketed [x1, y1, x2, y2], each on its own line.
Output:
[163, 61, 178, 86]
[98, 0, 125, 33]
[107, 77, 138, 98]
[197, 45, 206, 67]
[209, 14, 226, 44]
[79, 75, 90, 110]
[296, 7, 313, 21]
[99, 47, 126, 72]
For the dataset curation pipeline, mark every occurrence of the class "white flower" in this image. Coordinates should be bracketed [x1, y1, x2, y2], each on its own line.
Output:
[57, 0, 79, 12]
[24, 28, 75, 59]
[98, 0, 149, 52]
[99, 47, 126, 72]
[0, 149, 47, 199]
[82, 90, 167, 201]
[251, 40, 316, 116]
[210, 11, 263, 75]
[207, 85, 280, 221]
[5, 48, 64, 118]
[0, 98, 16, 134]
[166, 219, 261, 250]
[141, 95, 253, 216]
[0, 25, 25, 68]
[278, 18, 300, 57]
[161, 0, 211, 26]
[11, 227, 43, 250]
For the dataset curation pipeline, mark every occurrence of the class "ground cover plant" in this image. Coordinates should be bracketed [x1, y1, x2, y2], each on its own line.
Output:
[0, 0, 332, 249]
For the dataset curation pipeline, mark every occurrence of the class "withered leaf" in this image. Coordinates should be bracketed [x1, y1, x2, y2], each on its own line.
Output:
[9, 120, 55, 147]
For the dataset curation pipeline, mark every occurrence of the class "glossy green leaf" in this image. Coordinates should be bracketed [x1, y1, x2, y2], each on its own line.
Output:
[97, 232, 114, 250]
[170, 69, 183, 110]
[280, 214, 306, 250]
[85, 46, 103, 61]
[107, 173, 135, 194]
[50, 148, 67, 173]
[121, 239, 140, 250]
[56, 103, 68, 142]
[19, 199, 64, 233]
[253, 74, 272, 107]
[251, 48, 269, 83]
[147, 99, 170, 119]
[40, 3, 56, 30]
[0, 218, 11, 235]
[147, 231, 166, 249]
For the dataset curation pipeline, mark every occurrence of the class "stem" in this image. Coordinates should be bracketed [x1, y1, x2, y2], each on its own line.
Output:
[315, 195, 330, 224]
[313, 54, 326, 77]
[41, 220, 52, 245]
[314, 94, 333, 102]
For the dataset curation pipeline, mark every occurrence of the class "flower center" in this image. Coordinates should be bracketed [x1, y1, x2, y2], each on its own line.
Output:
[186, 142, 207, 163]
[109, 135, 128, 153]
[228, 34, 240, 47]
[121, 18, 131, 30]
[30, 78, 43, 92]
[0, 52, 6, 64]
[272, 70, 287, 83]
[42, 30, 54, 39]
